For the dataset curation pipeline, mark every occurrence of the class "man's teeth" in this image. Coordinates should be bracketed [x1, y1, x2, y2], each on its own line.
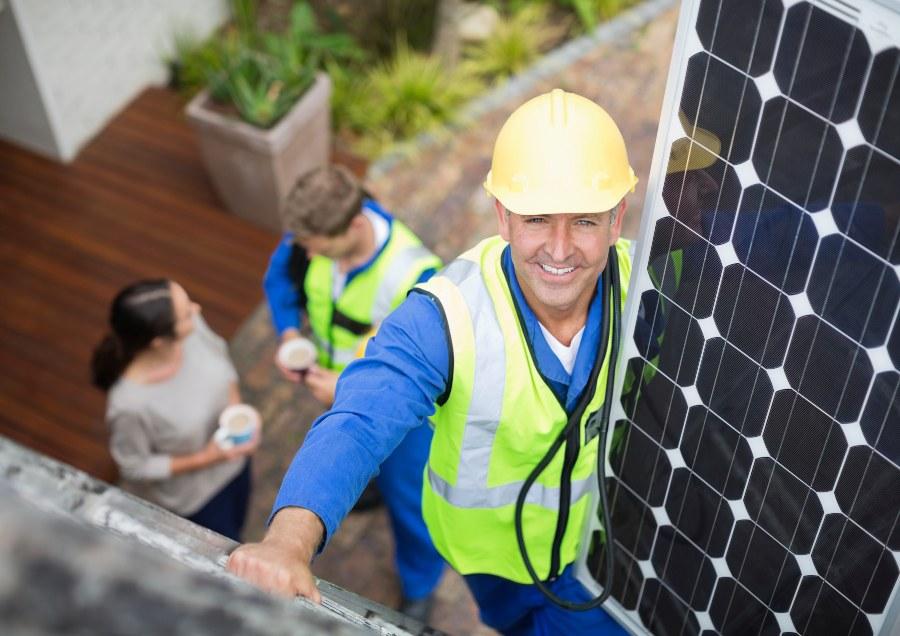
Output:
[540, 264, 575, 275]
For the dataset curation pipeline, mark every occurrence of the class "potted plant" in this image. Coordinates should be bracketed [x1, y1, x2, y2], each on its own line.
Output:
[184, 0, 361, 231]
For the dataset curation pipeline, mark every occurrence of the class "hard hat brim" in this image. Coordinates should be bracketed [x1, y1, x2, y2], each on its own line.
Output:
[484, 170, 638, 215]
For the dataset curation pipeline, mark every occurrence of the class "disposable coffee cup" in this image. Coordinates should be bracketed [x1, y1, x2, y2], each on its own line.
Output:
[215, 404, 260, 449]
[276, 337, 317, 374]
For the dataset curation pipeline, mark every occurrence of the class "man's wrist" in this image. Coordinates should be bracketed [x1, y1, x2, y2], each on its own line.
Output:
[265, 507, 325, 564]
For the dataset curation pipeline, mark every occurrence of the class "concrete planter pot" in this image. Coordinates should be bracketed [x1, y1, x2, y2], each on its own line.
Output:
[186, 73, 332, 232]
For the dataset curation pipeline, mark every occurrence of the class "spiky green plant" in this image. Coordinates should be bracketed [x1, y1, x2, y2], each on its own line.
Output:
[325, 58, 368, 133]
[556, 0, 634, 32]
[462, 4, 560, 81]
[347, 38, 483, 156]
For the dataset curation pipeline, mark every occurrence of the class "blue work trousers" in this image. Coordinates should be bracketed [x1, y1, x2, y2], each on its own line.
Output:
[464, 564, 627, 635]
[188, 459, 252, 542]
[377, 422, 445, 600]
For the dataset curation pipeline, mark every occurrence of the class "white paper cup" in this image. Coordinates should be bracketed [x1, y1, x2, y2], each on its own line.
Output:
[215, 404, 260, 449]
[276, 337, 317, 373]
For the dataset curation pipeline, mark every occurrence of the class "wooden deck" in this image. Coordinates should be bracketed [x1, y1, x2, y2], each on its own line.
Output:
[0, 88, 279, 481]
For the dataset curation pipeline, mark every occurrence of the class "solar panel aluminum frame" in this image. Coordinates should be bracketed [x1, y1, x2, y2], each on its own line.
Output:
[574, 0, 900, 634]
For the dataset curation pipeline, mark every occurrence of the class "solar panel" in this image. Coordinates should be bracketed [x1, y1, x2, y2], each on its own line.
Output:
[576, 1, 900, 634]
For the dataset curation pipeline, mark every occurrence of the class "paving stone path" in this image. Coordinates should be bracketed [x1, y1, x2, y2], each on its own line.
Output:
[231, 4, 678, 633]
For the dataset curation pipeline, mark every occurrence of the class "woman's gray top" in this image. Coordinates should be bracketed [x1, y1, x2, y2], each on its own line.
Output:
[106, 315, 246, 516]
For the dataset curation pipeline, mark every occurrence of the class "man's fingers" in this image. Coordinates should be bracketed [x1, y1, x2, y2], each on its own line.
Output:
[226, 545, 321, 603]
[306, 581, 322, 604]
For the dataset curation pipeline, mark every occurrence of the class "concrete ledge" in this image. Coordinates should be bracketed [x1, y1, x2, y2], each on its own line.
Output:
[0, 436, 440, 636]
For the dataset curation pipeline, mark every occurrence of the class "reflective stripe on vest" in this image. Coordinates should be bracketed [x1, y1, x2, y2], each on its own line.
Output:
[427, 466, 594, 510]
[418, 235, 632, 583]
[305, 220, 441, 371]
[372, 244, 438, 320]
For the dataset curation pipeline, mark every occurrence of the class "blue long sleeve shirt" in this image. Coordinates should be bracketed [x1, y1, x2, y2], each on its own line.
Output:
[262, 200, 436, 335]
[272, 244, 608, 545]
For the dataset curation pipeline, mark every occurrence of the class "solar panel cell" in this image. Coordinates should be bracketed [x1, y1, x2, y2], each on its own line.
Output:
[775, 4, 870, 122]
[744, 457, 823, 553]
[709, 576, 782, 634]
[665, 468, 735, 556]
[808, 235, 899, 346]
[733, 184, 819, 294]
[680, 406, 754, 498]
[681, 53, 762, 163]
[859, 371, 900, 466]
[858, 48, 900, 161]
[725, 520, 801, 612]
[791, 575, 873, 635]
[696, 0, 783, 76]
[783, 315, 873, 421]
[652, 525, 718, 610]
[763, 391, 848, 491]
[752, 98, 843, 210]
[696, 337, 774, 436]
[812, 513, 898, 611]
[834, 445, 900, 549]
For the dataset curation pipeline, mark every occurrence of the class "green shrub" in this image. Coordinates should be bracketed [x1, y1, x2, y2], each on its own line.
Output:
[168, 31, 229, 95]
[344, 38, 483, 157]
[462, 4, 560, 81]
[324, 57, 368, 133]
[556, 0, 633, 32]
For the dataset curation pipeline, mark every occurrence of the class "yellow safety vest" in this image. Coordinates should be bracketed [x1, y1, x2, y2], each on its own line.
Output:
[417, 235, 631, 582]
[305, 220, 442, 370]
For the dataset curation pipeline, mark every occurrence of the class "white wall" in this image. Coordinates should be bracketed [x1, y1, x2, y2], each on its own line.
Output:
[0, 5, 58, 158]
[0, 0, 229, 162]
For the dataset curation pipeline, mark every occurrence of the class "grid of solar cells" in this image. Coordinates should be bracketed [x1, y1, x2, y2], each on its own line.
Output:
[580, 1, 900, 634]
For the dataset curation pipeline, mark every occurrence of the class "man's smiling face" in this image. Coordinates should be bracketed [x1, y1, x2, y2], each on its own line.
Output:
[496, 200, 624, 320]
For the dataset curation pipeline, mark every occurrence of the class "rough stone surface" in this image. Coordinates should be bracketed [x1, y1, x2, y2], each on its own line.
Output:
[0, 437, 437, 636]
[233, 4, 679, 634]
[0, 484, 364, 635]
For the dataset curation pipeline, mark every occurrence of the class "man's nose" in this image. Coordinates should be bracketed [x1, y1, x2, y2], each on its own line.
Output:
[545, 221, 573, 263]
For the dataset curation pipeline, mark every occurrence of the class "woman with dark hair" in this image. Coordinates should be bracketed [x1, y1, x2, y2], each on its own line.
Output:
[91, 279, 259, 541]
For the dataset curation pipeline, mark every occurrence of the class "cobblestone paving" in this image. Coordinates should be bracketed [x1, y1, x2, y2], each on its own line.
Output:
[231, 5, 678, 634]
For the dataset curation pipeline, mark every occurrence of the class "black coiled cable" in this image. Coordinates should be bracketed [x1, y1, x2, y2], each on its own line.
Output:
[514, 245, 622, 610]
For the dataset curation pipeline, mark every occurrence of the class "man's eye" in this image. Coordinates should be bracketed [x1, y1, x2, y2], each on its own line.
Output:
[526, 217, 547, 224]
[576, 219, 598, 227]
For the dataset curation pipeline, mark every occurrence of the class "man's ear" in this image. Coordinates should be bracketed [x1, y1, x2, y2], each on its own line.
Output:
[349, 213, 367, 231]
[609, 199, 627, 245]
[495, 199, 511, 242]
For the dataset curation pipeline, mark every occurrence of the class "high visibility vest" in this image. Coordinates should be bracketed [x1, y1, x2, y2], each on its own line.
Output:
[417, 235, 631, 583]
[305, 220, 441, 370]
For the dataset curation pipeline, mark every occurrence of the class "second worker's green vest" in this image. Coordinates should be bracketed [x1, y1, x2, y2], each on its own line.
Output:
[305, 218, 441, 370]
[416, 235, 631, 583]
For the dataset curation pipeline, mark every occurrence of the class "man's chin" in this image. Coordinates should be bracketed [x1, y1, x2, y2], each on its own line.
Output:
[532, 288, 579, 312]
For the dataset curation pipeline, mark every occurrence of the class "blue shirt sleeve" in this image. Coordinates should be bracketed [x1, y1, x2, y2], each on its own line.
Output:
[263, 233, 303, 335]
[271, 290, 450, 546]
[416, 267, 437, 284]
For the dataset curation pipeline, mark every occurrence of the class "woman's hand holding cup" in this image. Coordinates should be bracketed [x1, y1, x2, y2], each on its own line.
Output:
[210, 404, 261, 462]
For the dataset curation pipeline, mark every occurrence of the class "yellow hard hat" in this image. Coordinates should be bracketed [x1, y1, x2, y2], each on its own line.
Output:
[483, 88, 638, 215]
[666, 111, 720, 175]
